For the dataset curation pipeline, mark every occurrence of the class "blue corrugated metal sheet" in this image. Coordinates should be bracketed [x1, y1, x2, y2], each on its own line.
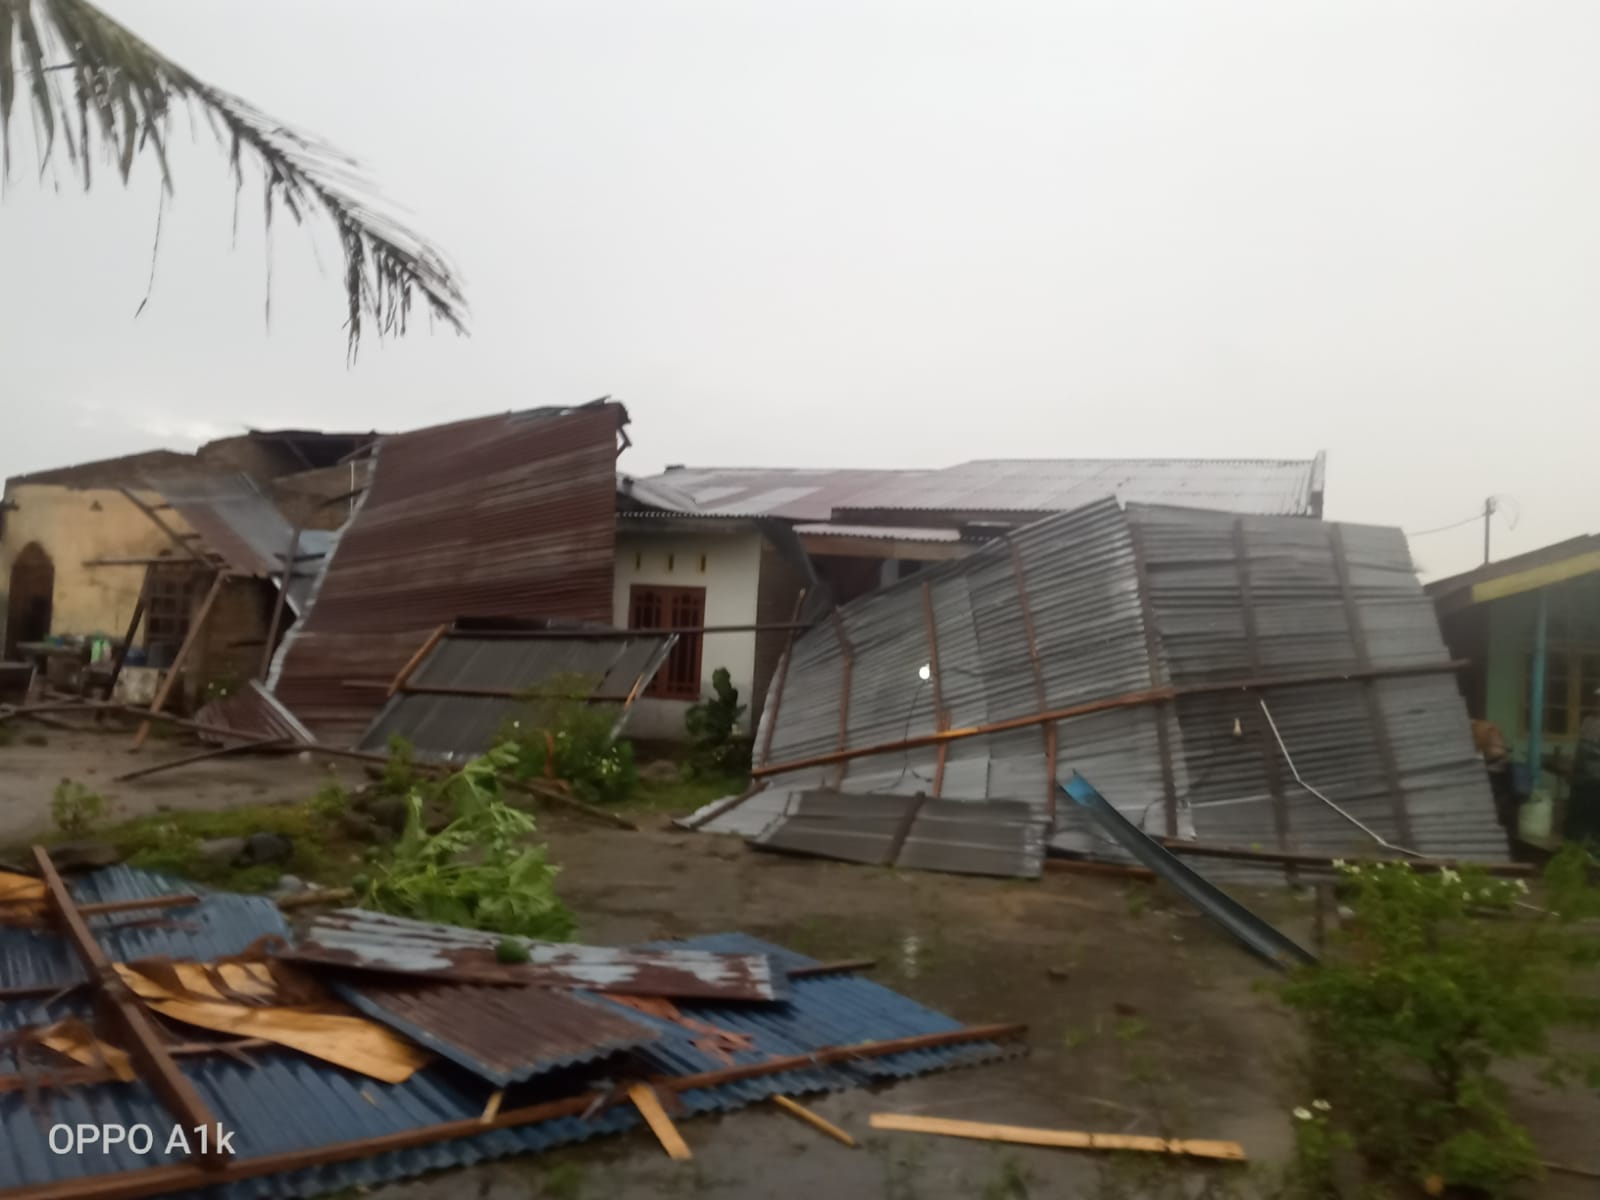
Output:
[0, 870, 1011, 1199]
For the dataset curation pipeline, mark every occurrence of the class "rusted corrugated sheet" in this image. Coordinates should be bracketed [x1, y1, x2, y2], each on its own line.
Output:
[331, 977, 661, 1085]
[270, 402, 627, 743]
[291, 910, 786, 1001]
[193, 680, 315, 746]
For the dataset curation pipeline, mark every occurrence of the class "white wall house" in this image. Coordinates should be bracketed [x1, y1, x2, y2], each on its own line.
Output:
[611, 523, 767, 741]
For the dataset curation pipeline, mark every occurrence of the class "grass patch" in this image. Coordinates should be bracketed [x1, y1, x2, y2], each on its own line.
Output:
[84, 802, 366, 892]
[623, 771, 748, 816]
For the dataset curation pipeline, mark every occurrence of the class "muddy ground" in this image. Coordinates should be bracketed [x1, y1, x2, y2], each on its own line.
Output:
[2, 731, 1597, 1199]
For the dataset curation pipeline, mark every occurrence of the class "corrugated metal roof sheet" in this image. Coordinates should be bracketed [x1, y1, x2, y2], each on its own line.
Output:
[146, 474, 327, 613]
[269, 403, 627, 743]
[751, 791, 1045, 878]
[330, 977, 662, 1085]
[630, 456, 1324, 523]
[793, 523, 964, 543]
[194, 680, 316, 746]
[622, 467, 915, 520]
[0, 869, 1010, 1199]
[694, 499, 1502, 873]
[354, 628, 675, 760]
[835, 457, 1323, 518]
[295, 910, 788, 1001]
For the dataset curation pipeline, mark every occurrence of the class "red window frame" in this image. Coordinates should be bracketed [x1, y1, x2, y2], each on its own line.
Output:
[630, 584, 706, 700]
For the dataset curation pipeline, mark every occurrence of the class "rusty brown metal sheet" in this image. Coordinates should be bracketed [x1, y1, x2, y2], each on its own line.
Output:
[330, 977, 661, 1085]
[269, 403, 627, 742]
[193, 681, 315, 745]
[292, 910, 786, 1001]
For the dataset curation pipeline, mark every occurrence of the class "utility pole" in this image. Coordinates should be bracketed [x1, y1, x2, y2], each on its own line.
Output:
[1483, 496, 1496, 565]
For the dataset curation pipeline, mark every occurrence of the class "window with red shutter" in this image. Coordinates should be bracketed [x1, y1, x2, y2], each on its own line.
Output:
[629, 584, 706, 699]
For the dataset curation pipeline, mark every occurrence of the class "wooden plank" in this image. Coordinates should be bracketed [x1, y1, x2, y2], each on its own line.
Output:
[114, 737, 287, 783]
[629, 1083, 693, 1161]
[102, 569, 151, 704]
[32, 847, 230, 1168]
[118, 487, 212, 566]
[480, 1090, 505, 1125]
[772, 1095, 857, 1147]
[868, 1114, 1245, 1162]
[388, 624, 450, 697]
[132, 572, 227, 751]
[758, 590, 807, 768]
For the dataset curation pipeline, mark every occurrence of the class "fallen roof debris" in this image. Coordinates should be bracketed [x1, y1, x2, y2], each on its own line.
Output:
[691, 500, 1505, 877]
[353, 621, 677, 761]
[868, 1113, 1247, 1162]
[0, 862, 1020, 1200]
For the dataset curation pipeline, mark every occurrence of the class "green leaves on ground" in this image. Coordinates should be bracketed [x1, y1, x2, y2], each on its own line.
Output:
[360, 743, 575, 940]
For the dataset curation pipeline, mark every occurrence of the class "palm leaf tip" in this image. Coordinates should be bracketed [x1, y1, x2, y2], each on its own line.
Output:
[0, 0, 468, 354]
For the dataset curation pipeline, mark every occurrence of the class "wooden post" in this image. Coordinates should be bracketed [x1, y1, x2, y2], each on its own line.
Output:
[132, 572, 227, 750]
[101, 567, 152, 707]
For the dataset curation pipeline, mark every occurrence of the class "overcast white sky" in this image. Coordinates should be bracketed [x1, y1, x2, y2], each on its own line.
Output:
[2, 0, 1596, 578]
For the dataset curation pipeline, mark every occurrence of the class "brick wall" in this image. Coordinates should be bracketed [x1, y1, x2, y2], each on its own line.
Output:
[187, 577, 274, 709]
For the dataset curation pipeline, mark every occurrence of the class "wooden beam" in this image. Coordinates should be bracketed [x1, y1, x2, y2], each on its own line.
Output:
[132, 572, 228, 750]
[102, 569, 151, 705]
[113, 737, 288, 783]
[629, 1083, 692, 1160]
[1471, 549, 1600, 604]
[773, 1095, 857, 1147]
[31, 847, 230, 1169]
[868, 1114, 1246, 1163]
[118, 488, 211, 566]
[758, 589, 807, 768]
[387, 624, 449, 697]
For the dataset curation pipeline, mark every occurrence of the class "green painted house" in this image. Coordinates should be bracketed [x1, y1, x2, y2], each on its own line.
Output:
[1429, 534, 1600, 809]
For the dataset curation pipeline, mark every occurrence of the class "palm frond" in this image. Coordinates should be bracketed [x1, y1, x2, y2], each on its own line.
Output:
[0, 0, 467, 356]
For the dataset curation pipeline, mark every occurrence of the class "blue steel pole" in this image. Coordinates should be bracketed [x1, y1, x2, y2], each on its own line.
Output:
[1528, 589, 1549, 794]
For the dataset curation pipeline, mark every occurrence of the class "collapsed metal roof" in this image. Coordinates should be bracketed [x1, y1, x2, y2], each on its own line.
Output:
[142, 474, 335, 614]
[691, 499, 1504, 874]
[0, 868, 1014, 1199]
[269, 402, 629, 743]
[353, 625, 676, 760]
[628, 455, 1326, 522]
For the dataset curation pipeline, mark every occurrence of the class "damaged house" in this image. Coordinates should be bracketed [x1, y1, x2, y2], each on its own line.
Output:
[687, 499, 1506, 878]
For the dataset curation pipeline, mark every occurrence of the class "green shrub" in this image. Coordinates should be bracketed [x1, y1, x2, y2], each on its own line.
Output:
[381, 733, 421, 795]
[684, 666, 752, 775]
[1276, 849, 1600, 1198]
[361, 744, 575, 939]
[498, 678, 636, 804]
[51, 779, 106, 836]
[309, 781, 351, 821]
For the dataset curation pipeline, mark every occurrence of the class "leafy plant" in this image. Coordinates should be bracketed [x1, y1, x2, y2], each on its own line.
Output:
[499, 679, 636, 804]
[381, 734, 421, 796]
[50, 779, 105, 835]
[308, 781, 350, 821]
[684, 666, 752, 775]
[0, 0, 466, 355]
[1276, 849, 1600, 1198]
[361, 744, 575, 939]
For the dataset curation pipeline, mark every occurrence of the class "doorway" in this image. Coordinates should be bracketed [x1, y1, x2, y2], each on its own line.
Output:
[5, 543, 55, 658]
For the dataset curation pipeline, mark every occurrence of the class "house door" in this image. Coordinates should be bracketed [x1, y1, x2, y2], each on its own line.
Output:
[5, 543, 55, 658]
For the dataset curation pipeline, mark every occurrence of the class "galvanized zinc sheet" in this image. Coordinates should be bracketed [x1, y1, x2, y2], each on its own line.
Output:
[834, 457, 1323, 518]
[147, 473, 324, 613]
[330, 977, 661, 1085]
[270, 403, 627, 743]
[695, 499, 1503, 873]
[354, 628, 675, 759]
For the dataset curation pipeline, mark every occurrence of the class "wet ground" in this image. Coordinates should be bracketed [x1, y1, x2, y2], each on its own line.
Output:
[2, 731, 1597, 1197]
